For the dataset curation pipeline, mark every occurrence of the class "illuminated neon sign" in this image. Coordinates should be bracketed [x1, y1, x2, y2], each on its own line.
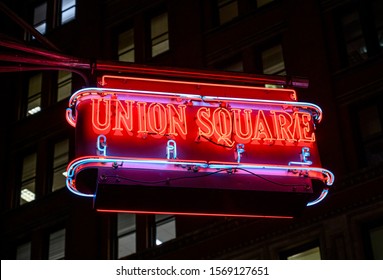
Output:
[66, 75, 334, 218]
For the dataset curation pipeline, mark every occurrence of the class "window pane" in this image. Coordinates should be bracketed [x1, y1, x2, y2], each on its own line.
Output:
[117, 214, 136, 258]
[370, 225, 383, 260]
[372, 0, 383, 48]
[357, 104, 383, 166]
[27, 73, 42, 116]
[34, 2, 47, 34]
[61, 0, 76, 24]
[155, 215, 176, 245]
[57, 71, 72, 101]
[151, 13, 169, 57]
[49, 229, 66, 260]
[287, 247, 321, 260]
[118, 232, 136, 258]
[16, 242, 31, 260]
[358, 105, 382, 140]
[218, 0, 238, 25]
[341, 11, 367, 64]
[52, 139, 69, 192]
[257, 0, 273, 8]
[62, 0, 75, 11]
[118, 29, 135, 62]
[20, 153, 37, 205]
[34, 2, 47, 24]
[262, 44, 286, 75]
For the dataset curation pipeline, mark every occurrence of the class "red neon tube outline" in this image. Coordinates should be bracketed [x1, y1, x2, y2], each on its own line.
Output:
[66, 88, 323, 127]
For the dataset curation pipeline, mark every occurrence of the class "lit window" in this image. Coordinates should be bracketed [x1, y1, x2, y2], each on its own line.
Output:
[151, 12, 169, 57]
[262, 44, 286, 75]
[52, 139, 69, 192]
[257, 0, 274, 8]
[16, 241, 31, 260]
[27, 73, 42, 116]
[118, 214, 136, 258]
[341, 11, 367, 65]
[118, 29, 135, 62]
[61, 0, 76, 25]
[287, 246, 321, 260]
[155, 215, 176, 245]
[49, 229, 66, 259]
[33, 2, 47, 35]
[369, 225, 383, 260]
[20, 153, 37, 205]
[218, 0, 238, 25]
[57, 71, 72, 102]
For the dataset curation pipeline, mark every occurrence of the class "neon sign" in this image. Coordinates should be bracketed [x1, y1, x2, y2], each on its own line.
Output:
[88, 98, 315, 146]
[65, 75, 334, 218]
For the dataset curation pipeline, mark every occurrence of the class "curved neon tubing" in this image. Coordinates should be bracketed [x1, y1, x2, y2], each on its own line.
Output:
[306, 188, 329, 206]
[65, 156, 334, 206]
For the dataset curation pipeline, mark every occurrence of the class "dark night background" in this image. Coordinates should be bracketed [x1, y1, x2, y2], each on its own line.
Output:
[0, 0, 382, 259]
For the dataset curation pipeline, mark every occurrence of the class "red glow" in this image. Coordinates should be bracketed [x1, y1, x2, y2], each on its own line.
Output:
[65, 75, 334, 216]
[87, 97, 317, 151]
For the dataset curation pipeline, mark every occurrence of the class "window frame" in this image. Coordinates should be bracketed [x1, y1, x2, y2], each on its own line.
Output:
[116, 213, 137, 259]
[59, 0, 77, 26]
[148, 10, 170, 58]
[351, 95, 383, 168]
[19, 151, 38, 206]
[336, 0, 383, 67]
[51, 138, 70, 192]
[117, 26, 135, 63]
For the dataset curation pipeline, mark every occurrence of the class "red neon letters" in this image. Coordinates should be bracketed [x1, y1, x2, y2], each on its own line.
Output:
[91, 98, 315, 147]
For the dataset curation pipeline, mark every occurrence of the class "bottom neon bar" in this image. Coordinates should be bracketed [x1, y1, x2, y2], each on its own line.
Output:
[66, 156, 334, 218]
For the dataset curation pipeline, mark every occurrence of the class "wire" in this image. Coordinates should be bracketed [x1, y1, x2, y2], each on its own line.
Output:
[103, 168, 227, 185]
[102, 167, 309, 188]
[235, 167, 309, 188]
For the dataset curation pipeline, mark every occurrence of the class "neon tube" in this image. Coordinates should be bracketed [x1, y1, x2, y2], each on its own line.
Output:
[66, 88, 323, 126]
[65, 156, 334, 206]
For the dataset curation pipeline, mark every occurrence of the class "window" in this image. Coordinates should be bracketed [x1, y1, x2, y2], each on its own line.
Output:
[218, 0, 238, 25]
[20, 153, 37, 205]
[48, 229, 66, 259]
[257, 0, 274, 8]
[117, 214, 136, 258]
[33, 2, 47, 35]
[287, 246, 321, 260]
[368, 225, 383, 260]
[372, 0, 383, 49]
[338, 1, 383, 67]
[60, 0, 76, 25]
[155, 215, 176, 245]
[341, 11, 367, 65]
[118, 28, 135, 62]
[280, 242, 321, 260]
[57, 71, 72, 102]
[261, 44, 286, 75]
[27, 73, 42, 116]
[52, 139, 69, 192]
[356, 102, 383, 166]
[16, 241, 31, 260]
[151, 12, 169, 57]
